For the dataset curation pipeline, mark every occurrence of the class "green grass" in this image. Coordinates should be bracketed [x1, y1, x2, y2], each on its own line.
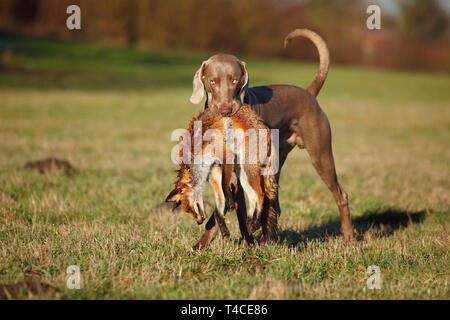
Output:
[0, 33, 449, 299]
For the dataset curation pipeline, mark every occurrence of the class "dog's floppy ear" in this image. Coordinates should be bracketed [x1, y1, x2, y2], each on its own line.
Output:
[238, 60, 249, 103]
[190, 60, 208, 104]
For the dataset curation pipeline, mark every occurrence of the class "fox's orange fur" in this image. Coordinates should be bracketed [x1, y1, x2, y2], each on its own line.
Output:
[166, 103, 279, 242]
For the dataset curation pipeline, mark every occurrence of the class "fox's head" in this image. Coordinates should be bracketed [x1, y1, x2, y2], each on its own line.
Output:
[165, 166, 206, 224]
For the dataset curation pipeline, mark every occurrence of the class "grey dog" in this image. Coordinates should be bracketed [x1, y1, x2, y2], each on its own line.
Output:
[187, 29, 355, 249]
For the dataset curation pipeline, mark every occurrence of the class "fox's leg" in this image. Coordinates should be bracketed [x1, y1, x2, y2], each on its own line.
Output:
[237, 164, 264, 233]
[259, 174, 279, 244]
[209, 165, 226, 218]
[191, 166, 229, 250]
[208, 165, 230, 238]
[233, 180, 256, 246]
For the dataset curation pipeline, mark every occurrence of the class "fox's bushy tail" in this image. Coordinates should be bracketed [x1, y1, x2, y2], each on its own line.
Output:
[262, 174, 279, 238]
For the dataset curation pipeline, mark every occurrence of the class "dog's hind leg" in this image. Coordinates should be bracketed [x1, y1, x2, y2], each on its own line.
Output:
[298, 110, 355, 242]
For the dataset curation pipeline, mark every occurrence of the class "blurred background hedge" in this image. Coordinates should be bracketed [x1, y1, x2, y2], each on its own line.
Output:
[1, 0, 449, 72]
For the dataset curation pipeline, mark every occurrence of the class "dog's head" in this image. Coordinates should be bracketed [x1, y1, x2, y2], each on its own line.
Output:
[165, 167, 206, 225]
[190, 54, 249, 117]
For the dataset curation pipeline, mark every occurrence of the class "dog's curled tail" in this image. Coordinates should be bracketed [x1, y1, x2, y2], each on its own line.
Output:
[284, 28, 330, 97]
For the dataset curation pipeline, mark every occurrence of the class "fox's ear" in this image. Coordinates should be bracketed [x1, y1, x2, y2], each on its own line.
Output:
[165, 189, 181, 211]
[165, 189, 181, 203]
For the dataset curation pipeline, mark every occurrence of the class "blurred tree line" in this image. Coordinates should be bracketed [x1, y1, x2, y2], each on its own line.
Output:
[0, 0, 449, 71]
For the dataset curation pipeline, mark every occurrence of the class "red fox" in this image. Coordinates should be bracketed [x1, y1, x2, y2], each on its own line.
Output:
[166, 103, 279, 244]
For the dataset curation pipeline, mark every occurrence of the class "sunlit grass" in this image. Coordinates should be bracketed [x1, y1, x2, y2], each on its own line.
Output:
[0, 35, 449, 299]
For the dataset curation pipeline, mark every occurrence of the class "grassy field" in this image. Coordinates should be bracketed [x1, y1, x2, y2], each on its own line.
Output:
[0, 34, 449, 299]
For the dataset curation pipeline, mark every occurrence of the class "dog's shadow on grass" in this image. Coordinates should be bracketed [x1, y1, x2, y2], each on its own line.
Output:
[277, 208, 426, 246]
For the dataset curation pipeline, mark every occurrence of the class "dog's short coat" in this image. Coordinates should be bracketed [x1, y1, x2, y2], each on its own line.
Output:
[188, 29, 355, 250]
[166, 104, 279, 246]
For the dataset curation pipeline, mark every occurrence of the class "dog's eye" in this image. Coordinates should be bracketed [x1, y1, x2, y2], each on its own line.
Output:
[232, 79, 238, 84]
